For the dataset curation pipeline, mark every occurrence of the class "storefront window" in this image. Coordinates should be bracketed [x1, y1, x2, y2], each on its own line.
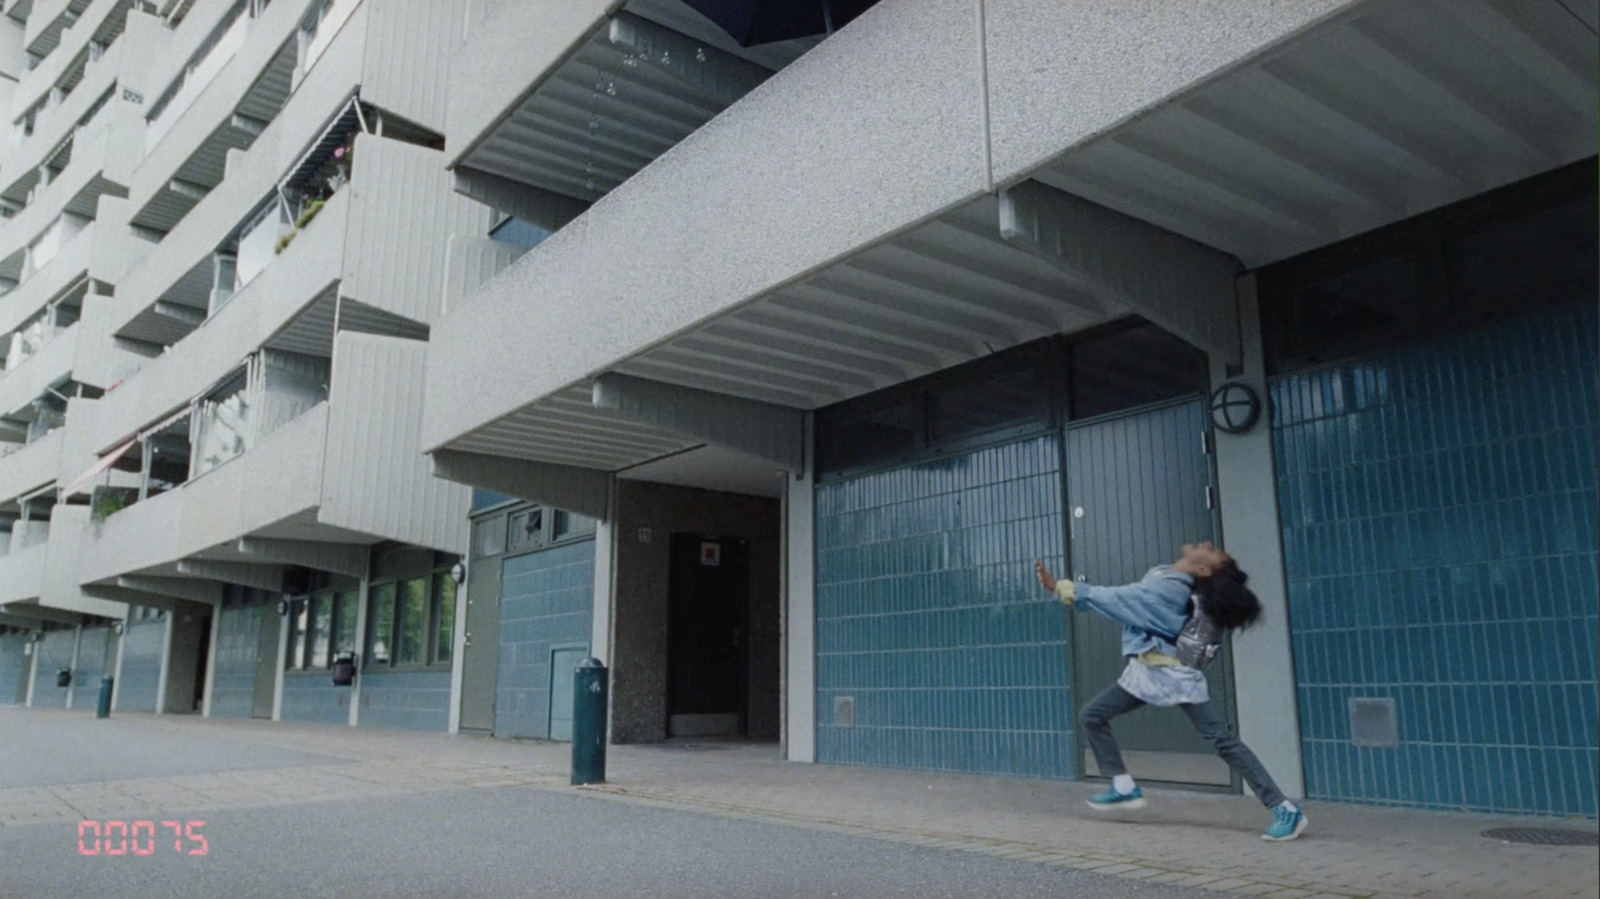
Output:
[367, 583, 395, 666]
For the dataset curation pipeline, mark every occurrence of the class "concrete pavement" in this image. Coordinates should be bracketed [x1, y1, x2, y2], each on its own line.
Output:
[1, 707, 1595, 898]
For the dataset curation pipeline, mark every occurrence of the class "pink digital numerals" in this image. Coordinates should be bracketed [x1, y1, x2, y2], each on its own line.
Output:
[77, 820, 207, 856]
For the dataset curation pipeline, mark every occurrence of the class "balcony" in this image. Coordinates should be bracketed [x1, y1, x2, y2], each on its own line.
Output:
[0, 130, 133, 290]
[5, 0, 133, 175]
[77, 400, 328, 584]
[0, 423, 60, 503]
[125, 0, 314, 234]
[0, 319, 77, 422]
[107, 17, 366, 344]
[93, 187, 348, 457]
[0, 536, 46, 602]
[0, 216, 91, 339]
[0, 25, 127, 202]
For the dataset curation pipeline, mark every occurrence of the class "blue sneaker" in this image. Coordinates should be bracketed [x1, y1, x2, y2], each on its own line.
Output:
[1087, 785, 1146, 811]
[1263, 804, 1308, 841]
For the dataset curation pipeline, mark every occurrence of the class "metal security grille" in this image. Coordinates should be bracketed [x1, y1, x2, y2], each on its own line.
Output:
[1482, 828, 1599, 847]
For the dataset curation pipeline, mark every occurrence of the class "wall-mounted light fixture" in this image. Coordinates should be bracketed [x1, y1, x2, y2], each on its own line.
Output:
[112, 622, 125, 636]
[277, 599, 290, 616]
[449, 561, 466, 585]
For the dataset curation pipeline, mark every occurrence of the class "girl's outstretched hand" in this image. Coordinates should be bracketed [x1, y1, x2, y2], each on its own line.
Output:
[1033, 559, 1057, 592]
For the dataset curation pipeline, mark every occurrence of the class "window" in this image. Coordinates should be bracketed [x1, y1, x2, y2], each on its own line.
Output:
[508, 507, 546, 553]
[551, 510, 596, 542]
[1260, 159, 1596, 375]
[307, 594, 332, 668]
[1445, 188, 1597, 320]
[396, 577, 428, 666]
[1069, 322, 1209, 420]
[365, 566, 459, 670]
[332, 589, 357, 659]
[286, 599, 308, 670]
[433, 574, 456, 666]
[471, 515, 506, 559]
[367, 583, 395, 666]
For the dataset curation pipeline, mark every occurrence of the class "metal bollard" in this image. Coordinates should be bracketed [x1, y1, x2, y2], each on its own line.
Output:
[571, 657, 608, 785]
[96, 675, 113, 719]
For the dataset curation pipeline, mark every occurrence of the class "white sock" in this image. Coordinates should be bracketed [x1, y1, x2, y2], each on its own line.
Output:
[1112, 774, 1136, 795]
[1276, 800, 1299, 813]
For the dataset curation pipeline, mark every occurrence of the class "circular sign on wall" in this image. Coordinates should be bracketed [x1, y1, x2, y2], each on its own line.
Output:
[1210, 382, 1262, 434]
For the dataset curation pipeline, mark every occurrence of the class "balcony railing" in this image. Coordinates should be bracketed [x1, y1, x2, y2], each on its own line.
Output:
[144, 3, 256, 154]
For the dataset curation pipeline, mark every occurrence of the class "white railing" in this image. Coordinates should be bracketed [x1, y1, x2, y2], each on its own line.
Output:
[144, 7, 254, 154]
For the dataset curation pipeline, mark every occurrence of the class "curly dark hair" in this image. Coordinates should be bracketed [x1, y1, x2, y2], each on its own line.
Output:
[1194, 561, 1262, 630]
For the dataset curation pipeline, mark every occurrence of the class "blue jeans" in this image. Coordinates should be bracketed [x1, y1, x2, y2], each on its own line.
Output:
[1080, 683, 1286, 808]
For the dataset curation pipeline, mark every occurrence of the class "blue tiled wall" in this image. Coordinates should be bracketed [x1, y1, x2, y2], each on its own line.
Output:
[210, 607, 262, 719]
[1274, 303, 1599, 818]
[280, 675, 351, 725]
[814, 436, 1073, 779]
[0, 633, 31, 704]
[359, 670, 450, 731]
[30, 630, 75, 708]
[116, 617, 165, 713]
[495, 539, 594, 740]
[71, 627, 111, 710]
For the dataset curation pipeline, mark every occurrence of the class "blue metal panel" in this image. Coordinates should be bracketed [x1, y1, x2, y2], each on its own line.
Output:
[814, 435, 1072, 778]
[472, 488, 515, 512]
[358, 670, 451, 731]
[73, 627, 112, 710]
[209, 607, 261, 719]
[495, 539, 595, 740]
[117, 618, 165, 713]
[30, 631, 75, 708]
[1274, 302, 1599, 818]
[280, 676, 350, 725]
[0, 634, 31, 704]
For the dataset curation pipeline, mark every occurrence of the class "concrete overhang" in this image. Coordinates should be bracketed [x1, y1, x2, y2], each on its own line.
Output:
[448, 0, 814, 208]
[423, 0, 1597, 482]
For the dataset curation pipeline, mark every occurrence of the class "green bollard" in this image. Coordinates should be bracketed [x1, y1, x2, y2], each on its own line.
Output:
[96, 675, 113, 719]
[571, 657, 608, 785]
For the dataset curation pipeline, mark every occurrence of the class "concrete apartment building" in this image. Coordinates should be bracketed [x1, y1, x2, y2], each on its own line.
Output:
[2, 0, 1596, 823]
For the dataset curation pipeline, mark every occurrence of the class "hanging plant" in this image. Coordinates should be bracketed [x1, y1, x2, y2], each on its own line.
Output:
[295, 198, 326, 229]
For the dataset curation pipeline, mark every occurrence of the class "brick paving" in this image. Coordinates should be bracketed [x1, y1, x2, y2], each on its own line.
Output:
[2, 708, 1594, 899]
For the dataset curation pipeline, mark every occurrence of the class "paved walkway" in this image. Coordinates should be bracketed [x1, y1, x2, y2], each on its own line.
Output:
[2, 708, 1595, 899]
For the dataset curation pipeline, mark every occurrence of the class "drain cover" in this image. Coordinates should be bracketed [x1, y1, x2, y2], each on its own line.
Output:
[1482, 827, 1599, 846]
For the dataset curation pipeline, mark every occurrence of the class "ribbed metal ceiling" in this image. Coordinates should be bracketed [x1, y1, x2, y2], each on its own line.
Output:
[460, 9, 775, 203]
[451, 196, 1114, 470]
[1034, 0, 1599, 269]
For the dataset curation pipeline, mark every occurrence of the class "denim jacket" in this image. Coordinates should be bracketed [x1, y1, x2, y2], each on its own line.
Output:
[1073, 565, 1194, 658]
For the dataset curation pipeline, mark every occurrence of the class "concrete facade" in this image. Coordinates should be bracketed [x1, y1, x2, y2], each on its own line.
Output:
[418, 0, 1598, 821]
[1, 0, 1593, 826]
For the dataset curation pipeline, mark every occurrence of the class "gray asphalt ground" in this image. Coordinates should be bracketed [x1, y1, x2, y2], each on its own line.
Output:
[0, 708, 349, 788]
[1, 786, 1229, 899]
[0, 712, 1224, 899]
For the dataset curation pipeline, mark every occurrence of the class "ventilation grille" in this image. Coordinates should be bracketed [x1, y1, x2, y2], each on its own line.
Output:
[1349, 697, 1398, 748]
[833, 696, 855, 728]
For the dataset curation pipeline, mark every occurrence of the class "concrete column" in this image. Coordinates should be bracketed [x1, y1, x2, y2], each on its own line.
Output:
[201, 609, 221, 717]
[271, 607, 288, 721]
[591, 477, 619, 742]
[350, 569, 371, 727]
[591, 478, 618, 666]
[154, 614, 174, 714]
[111, 621, 128, 711]
[65, 626, 84, 709]
[23, 635, 39, 706]
[784, 414, 817, 763]
[1211, 274, 1305, 800]
[448, 539, 469, 734]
